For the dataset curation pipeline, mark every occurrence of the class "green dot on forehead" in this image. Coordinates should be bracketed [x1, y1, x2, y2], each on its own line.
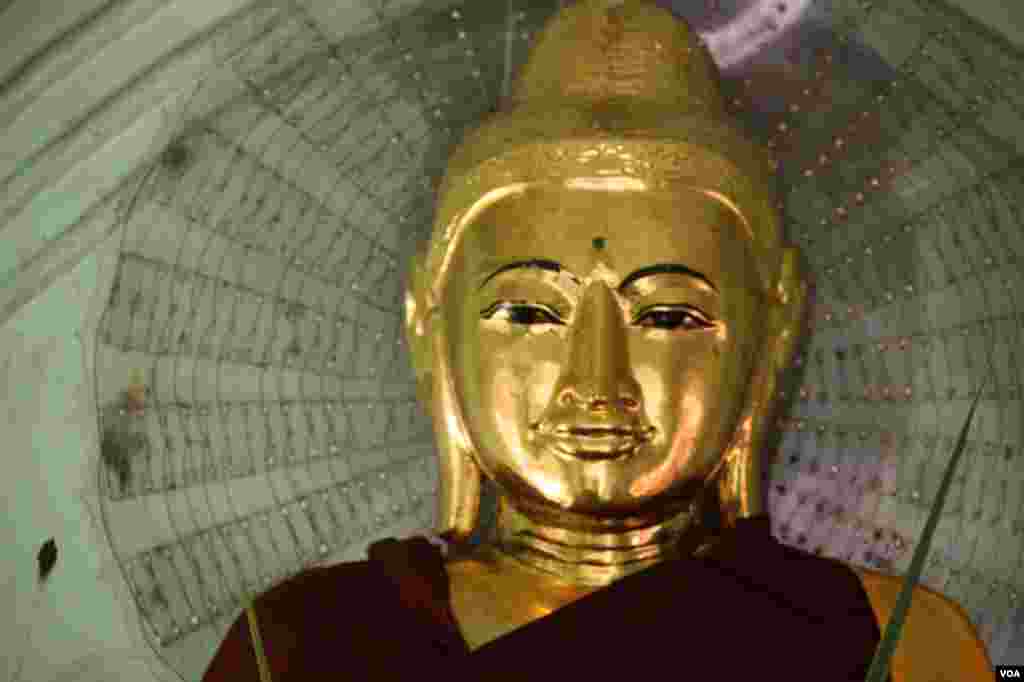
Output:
[592, 237, 607, 250]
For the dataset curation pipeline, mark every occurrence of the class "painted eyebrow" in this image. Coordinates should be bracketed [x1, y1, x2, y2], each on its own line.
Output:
[478, 260, 566, 289]
[478, 260, 717, 293]
[617, 264, 718, 293]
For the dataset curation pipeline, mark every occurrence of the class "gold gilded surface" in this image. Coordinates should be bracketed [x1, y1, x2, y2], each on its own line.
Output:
[405, 0, 808, 650]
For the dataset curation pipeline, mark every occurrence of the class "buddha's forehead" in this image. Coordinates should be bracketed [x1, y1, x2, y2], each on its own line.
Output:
[455, 185, 751, 286]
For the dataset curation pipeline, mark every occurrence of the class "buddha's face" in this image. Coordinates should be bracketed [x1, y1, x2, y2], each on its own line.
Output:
[442, 185, 768, 519]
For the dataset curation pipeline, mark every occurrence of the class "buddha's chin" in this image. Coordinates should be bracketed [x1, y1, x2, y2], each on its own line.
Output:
[504, 457, 705, 524]
[516, 472, 678, 516]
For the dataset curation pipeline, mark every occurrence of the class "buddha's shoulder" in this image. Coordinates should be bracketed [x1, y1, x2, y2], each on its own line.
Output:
[851, 566, 993, 681]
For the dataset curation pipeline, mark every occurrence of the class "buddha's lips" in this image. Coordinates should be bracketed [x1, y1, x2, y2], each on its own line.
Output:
[562, 426, 634, 437]
[542, 426, 654, 461]
[548, 439, 640, 461]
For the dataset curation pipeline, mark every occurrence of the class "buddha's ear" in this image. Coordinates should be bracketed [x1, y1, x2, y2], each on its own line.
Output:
[717, 247, 809, 525]
[768, 247, 810, 374]
[404, 247, 434, 417]
[403, 245, 482, 542]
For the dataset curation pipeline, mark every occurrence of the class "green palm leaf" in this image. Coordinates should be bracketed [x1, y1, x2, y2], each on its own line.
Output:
[246, 597, 274, 682]
[864, 369, 991, 682]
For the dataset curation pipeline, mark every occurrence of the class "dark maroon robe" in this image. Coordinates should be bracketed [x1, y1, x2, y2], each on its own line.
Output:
[202, 516, 885, 681]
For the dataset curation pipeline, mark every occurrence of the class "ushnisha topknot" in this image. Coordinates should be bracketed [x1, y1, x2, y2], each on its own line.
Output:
[419, 0, 783, 309]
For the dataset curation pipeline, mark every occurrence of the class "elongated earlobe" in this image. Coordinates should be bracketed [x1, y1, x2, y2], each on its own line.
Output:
[405, 250, 434, 416]
[429, 319, 482, 542]
[717, 247, 808, 526]
[405, 249, 483, 542]
[437, 446, 482, 543]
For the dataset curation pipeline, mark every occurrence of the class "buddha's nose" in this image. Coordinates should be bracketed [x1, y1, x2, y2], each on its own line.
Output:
[556, 283, 639, 413]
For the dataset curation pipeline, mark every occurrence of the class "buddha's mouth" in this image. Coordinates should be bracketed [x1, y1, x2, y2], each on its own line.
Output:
[541, 424, 654, 461]
[564, 426, 636, 437]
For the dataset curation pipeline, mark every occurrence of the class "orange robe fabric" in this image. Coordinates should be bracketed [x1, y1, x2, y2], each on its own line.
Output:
[203, 516, 887, 681]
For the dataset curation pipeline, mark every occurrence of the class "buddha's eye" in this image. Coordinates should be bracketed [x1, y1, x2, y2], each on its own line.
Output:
[633, 305, 713, 331]
[481, 302, 565, 326]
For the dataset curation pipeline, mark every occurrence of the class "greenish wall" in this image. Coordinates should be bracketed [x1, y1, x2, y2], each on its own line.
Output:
[1, 231, 175, 682]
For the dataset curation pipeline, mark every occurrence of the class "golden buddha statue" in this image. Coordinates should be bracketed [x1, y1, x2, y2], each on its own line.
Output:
[204, 1, 993, 680]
